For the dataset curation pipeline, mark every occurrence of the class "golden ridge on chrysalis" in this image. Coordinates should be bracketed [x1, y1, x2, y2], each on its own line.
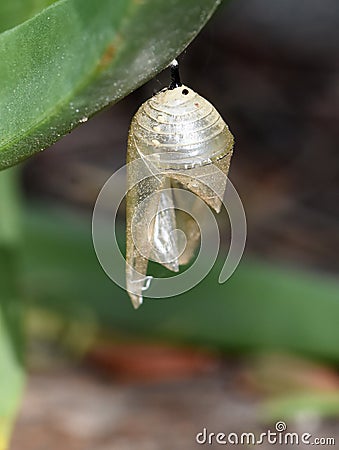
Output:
[126, 60, 234, 309]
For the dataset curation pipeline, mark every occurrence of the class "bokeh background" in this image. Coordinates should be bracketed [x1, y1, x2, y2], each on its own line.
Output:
[7, 0, 339, 448]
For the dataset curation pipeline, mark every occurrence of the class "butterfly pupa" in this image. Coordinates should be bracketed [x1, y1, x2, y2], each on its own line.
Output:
[126, 61, 234, 309]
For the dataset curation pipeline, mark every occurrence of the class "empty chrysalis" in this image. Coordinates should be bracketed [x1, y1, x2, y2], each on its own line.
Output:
[126, 60, 234, 309]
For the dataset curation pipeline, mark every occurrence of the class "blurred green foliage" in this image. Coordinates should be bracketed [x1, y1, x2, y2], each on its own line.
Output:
[0, 170, 25, 450]
[23, 206, 339, 363]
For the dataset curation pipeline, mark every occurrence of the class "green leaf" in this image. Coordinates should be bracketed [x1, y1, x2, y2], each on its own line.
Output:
[21, 206, 339, 364]
[0, 1, 57, 33]
[0, 293, 25, 450]
[0, 170, 25, 450]
[0, 169, 21, 246]
[0, 0, 221, 169]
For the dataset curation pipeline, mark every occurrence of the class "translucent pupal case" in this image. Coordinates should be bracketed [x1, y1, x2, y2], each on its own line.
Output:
[126, 84, 234, 308]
